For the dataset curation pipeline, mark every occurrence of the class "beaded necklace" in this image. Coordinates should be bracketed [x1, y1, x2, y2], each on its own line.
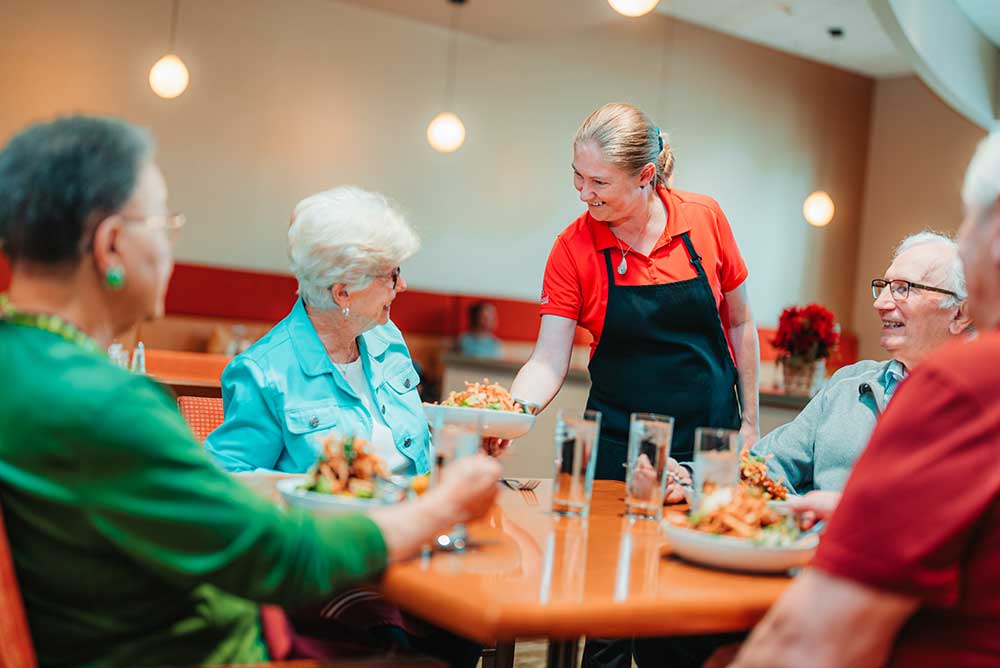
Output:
[0, 293, 100, 354]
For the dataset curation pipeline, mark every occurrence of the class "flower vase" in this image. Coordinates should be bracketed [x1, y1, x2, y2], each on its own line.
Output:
[781, 357, 824, 396]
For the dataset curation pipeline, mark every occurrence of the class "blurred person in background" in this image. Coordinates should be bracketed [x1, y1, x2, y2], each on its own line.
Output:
[458, 301, 502, 358]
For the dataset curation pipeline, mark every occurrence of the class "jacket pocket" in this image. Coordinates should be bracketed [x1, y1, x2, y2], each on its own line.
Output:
[283, 402, 340, 435]
[384, 366, 420, 395]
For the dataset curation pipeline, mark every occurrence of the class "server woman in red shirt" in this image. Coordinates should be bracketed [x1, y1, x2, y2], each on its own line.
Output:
[510, 102, 760, 481]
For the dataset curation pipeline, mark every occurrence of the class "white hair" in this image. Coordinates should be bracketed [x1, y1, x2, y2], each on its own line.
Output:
[288, 186, 419, 309]
[893, 231, 966, 308]
[962, 130, 1000, 222]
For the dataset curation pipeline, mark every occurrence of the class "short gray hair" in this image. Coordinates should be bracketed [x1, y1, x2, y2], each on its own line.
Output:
[288, 186, 420, 309]
[893, 231, 966, 308]
[962, 130, 1000, 223]
[0, 115, 153, 266]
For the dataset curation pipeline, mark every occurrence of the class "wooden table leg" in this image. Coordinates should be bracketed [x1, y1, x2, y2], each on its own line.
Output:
[546, 638, 580, 668]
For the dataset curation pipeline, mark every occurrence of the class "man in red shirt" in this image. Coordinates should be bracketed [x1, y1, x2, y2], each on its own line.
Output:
[715, 133, 1000, 668]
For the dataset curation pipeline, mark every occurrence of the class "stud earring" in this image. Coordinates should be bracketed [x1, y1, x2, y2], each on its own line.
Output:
[105, 265, 125, 290]
[341, 307, 350, 317]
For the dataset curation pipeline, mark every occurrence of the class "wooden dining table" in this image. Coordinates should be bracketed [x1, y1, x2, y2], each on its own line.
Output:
[379, 480, 794, 668]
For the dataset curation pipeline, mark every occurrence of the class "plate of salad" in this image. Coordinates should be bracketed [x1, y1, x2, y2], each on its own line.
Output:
[423, 379, 536, 439]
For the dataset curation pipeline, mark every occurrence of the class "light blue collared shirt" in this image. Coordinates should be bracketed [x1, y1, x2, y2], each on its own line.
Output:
[205, 299, 429, 475]
[882, 358, 907, 404]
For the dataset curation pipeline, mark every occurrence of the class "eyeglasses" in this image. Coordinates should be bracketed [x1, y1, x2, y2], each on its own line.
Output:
[122, 213, 187, 241]
[871, 278, 958, 301]
[379, 266, 401, 290]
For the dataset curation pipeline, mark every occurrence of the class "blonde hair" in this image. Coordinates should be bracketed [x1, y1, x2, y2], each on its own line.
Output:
[288, 186, 419, 309]
[573, 103, 675, 186]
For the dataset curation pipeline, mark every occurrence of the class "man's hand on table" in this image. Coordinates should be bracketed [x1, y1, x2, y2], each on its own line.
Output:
[665, 457, 691, 504]
[788, 490, 841, 529]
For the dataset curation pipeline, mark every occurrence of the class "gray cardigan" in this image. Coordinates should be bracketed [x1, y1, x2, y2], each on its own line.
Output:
[751, 359, 894, 494]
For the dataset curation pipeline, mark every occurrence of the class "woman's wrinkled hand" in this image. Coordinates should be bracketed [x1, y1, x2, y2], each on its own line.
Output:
[436, 455, 503, 523]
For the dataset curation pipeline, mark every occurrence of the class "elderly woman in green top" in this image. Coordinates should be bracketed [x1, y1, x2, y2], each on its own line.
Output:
[0, 114, 500, 668]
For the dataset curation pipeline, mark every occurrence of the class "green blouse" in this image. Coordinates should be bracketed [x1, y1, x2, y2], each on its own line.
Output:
[0, 320, 388, 667]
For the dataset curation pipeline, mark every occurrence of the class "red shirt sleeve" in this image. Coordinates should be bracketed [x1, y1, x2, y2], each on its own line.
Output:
[540, 235, 582, 321]
[711, 202, 748, 293]
[813, 363, 1000, 606]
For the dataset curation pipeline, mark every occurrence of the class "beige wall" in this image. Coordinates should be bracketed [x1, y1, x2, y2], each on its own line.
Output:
[0, 0, 873, 330]
[851, 76, 986, 360]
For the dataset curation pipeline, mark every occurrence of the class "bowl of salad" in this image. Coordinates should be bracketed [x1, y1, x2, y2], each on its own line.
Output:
[278, 434, 425, 516]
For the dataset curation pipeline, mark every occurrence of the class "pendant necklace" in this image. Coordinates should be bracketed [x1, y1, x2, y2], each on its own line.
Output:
[615, 237, 631, 275]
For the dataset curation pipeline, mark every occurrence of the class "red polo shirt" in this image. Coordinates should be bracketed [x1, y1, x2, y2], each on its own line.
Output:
[813, 333, 1000, 667]
[540, 187, 748, 357]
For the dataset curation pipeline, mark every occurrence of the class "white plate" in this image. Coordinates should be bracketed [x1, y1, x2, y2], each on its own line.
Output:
[277, 477, 393, 516]
[422, 403, 536, 440]
[661, 521, 818, 574]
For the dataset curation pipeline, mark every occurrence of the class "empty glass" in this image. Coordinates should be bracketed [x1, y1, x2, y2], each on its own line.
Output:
[624, 412, 675, 520]
[551, 409, 601, 517]
[430, 422, 481, 551]
[692, 427, 742, 511]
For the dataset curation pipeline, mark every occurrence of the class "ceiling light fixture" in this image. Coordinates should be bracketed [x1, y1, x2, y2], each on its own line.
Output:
[804, 26, 845, 227]
[149, 0, 190, 99]
[427, 0, 467, 153]
[608, 0, 661, 18]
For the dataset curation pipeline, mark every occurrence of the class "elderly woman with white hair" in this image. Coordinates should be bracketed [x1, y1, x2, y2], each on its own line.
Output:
[206, 186, 482, 667]
[207, 185, 428, 475]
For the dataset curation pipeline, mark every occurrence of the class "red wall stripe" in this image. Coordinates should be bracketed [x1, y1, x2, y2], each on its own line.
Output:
[1, 255, 857, 361]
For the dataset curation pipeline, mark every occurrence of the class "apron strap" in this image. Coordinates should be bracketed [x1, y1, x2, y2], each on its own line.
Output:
[601, 248, 616, 284]
[678, 232, 705, 276]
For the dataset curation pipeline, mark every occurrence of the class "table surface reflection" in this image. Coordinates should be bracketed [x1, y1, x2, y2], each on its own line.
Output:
[379, 480, 792, 642]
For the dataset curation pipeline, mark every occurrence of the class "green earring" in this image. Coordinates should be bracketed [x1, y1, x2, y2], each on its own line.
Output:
[105, 265, 125, 290]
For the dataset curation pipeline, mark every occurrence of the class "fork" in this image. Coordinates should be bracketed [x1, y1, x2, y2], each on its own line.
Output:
[502, 478, 541, 491]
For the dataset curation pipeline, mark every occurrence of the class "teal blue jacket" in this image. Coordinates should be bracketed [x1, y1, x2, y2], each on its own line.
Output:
[206, 299, 429, 474]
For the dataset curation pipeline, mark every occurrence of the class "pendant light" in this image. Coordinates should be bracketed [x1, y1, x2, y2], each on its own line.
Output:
[427, 0, 467, 153]
[804, 27, 844, 227]
[608, 0, 660, 18]
[803, 191, 835, 227]
[149, 0, 190, 99]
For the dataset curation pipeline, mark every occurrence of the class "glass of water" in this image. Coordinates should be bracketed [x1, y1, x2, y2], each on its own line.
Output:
[692, 427, 742, 511]
[624, 412, 675, 520]
[431, 422, 481, 551]
[551, 409, 601, 517]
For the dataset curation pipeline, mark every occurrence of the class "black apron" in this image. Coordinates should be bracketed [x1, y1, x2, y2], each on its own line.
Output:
[585, 232, 741, 480]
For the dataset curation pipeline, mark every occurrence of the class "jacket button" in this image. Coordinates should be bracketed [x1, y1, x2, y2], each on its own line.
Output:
[404, 437, 412, 447]
[381, 405, 386, 414]
[404, 378, 411, 389]
[310, 416, 319, 428]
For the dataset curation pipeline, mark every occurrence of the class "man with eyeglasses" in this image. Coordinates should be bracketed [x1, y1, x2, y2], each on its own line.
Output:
[750, 231, 973, 495]
[714, 131, 1000, 668]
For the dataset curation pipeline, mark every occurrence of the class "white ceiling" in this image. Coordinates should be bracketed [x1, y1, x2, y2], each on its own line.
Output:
[955, 0, 1000, 46]
[335, 0, 912, 78]
[656, 0, 911, 77]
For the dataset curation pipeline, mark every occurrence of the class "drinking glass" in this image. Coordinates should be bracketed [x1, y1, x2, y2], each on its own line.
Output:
[692, 427, 742, 510]
[430, 422, 481, 551]
[624, 412, 675, 520]
[551, 409, 601, 517]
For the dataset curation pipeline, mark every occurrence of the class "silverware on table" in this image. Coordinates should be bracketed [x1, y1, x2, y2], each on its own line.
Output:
[502, 478, 541, 491]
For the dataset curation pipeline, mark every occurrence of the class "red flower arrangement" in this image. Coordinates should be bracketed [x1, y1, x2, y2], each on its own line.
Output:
[771, 304, 840, 363]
